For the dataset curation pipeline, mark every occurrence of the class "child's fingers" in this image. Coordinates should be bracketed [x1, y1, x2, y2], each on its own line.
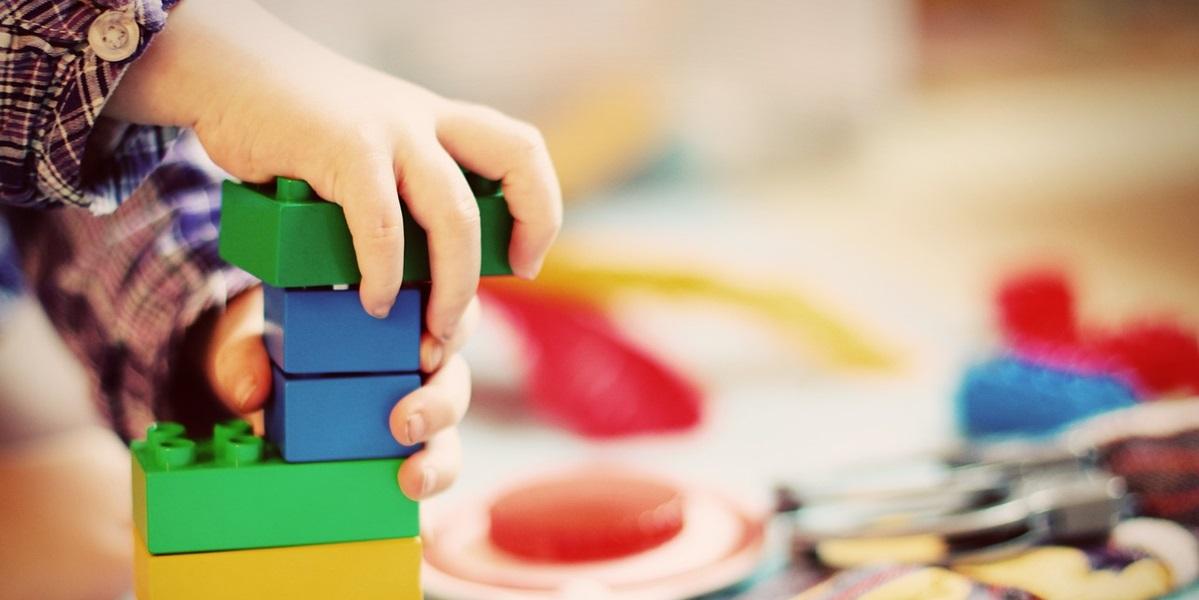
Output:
[419, 295, 480, 373]
[395, 140, 481, 341]
[389, 353, 471, 447]
[397, 427, 462, 500]
[205, 287, 273, 414]
[326, 149, 406, 318]
[437, 104, 563, 279]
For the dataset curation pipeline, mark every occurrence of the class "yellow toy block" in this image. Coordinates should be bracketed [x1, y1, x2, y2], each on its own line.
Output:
[134, 533, 421, 600]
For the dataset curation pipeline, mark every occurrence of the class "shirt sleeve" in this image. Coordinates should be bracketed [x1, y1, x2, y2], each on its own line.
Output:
[0, 0, 179, 212]
[7, 132, 258, 440]
[0, 215, 25, 323]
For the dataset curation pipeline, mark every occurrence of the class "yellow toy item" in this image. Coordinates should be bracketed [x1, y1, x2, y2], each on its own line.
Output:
[956, 546, 1171, 600]
[815, 534, 948, 569]
[133, 534, 421, 600]
[490, 247, 898, 371]
[796, 567, 977, 600]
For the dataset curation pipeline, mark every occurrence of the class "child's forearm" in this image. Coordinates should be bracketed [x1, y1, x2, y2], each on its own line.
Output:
[104, 0, 338, 130]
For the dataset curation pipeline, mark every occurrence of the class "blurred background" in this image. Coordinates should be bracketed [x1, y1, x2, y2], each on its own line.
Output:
[249, 0, 1199, 595]
[253, 0, 1199, 491]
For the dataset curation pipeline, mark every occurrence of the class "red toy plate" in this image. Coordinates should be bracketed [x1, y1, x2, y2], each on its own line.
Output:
[424, 467, 767, 600]
[488, 469, 685, 562]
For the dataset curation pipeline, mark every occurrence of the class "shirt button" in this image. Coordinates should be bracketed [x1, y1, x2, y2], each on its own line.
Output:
[88, 10, 140, 62]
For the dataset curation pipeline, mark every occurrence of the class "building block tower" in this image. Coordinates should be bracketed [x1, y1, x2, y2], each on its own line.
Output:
[131, 174, 513, 599]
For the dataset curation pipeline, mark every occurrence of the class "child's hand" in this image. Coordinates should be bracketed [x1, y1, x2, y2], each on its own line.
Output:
[105, 0, 560, 500]
[107, 0, 562, 342]
[204, 286, 477, 500]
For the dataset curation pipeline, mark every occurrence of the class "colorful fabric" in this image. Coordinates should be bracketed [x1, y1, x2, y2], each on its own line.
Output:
[7, 133, 256, 439]
[1073, 400, 1199, 527]
[0, 217, 22, 320]
[1099, 430, 1199, 526]
[1, 0, 178, 211]
[0, 1, 255, 437]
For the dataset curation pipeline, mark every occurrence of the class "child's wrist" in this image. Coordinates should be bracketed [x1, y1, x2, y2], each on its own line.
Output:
[105, 0, 322, 129]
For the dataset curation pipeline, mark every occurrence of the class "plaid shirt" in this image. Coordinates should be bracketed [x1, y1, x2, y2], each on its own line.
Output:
[1, 0, 255, 439]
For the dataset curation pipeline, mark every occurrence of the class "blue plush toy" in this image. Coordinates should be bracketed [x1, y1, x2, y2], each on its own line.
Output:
[956, 356, 1137, 439]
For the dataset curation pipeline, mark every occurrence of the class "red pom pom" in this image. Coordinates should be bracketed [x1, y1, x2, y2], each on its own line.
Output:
[488, 469, 685, 562]
[1087, 320, 1199, 397]
[996, 269, 1078, 347]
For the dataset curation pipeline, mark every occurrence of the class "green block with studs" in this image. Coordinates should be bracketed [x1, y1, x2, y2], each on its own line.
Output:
[219, 174, 514, 287]
[131, 421, 418, 555]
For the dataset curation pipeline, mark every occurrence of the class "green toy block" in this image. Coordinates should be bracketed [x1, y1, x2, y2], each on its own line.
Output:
[131, 420, 418, 555]
[219, 175, 514, 287]
[463, 169, 502, 197]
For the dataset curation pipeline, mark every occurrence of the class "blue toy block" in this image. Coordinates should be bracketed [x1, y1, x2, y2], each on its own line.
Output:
[956, 356, 1137, 440]
[263, 285, 421, 375]
[267, 367, 422, 462]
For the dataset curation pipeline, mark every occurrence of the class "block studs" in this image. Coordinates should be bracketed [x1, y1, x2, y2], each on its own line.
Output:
[222, 435, 265, 467]
[213, 420, 261, 467]
[275, 177, 315, 203]
[153, 438, 197, 470]
[146, 421, 186, 445]
[213, 420, 252, 449]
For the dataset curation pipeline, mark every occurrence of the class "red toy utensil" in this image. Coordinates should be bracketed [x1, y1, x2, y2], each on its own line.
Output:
[480, 283, 702, 438]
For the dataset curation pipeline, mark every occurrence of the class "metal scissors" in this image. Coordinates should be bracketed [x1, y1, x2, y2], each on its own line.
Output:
[776, 441, 1128, 566]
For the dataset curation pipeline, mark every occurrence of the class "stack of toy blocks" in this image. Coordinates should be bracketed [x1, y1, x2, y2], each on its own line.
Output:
[131, 174, 512, 599]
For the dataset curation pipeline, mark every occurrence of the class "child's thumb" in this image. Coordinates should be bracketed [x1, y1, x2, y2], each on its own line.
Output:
[210, 334, 272, 414]
[205, 287, 273, 414]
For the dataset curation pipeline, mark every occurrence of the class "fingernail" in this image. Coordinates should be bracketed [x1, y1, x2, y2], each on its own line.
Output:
[515, 258, 545, 280]
[421, 339, 444, 372]
[438, 320, 458, 343]
[405, 412, 427, 445]
[420, 466, 438, 498]
[235, 377, 257, 410]
[370, 302, 394, 319]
